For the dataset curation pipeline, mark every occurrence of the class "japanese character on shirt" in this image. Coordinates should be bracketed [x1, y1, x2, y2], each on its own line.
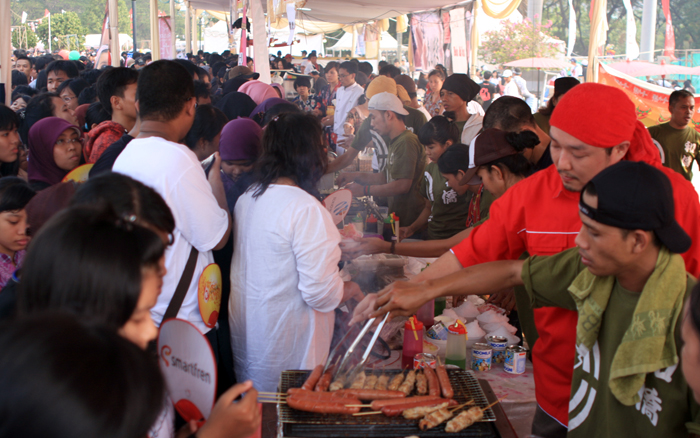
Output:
[442, 188, 458, 205]
[635, 386, 662, 426]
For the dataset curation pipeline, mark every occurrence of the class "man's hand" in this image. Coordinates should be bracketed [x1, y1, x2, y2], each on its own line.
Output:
[398, 226, 414, 240]
[485, 288, 517, 314]
[349, 293, 378, 325]
[346, 182, 365, 197]
[321, 115, 334, 127]
[336, 173, 355, 187]
[341, 237, 388, 260]
[369, 280, 433, 319]
[196, 381, 261, 438]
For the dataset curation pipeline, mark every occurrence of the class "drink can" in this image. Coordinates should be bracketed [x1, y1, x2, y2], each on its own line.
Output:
[487, 336, 508, 364]
[426, 321, 448, 341]
[471, 343, 492, 372]
[413, 353, 437, 369]
[504, 345, 527, 374]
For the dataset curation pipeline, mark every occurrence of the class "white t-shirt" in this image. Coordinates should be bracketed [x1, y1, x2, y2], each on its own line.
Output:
[113, 136, 229, 334]
[334, 82, 364, 144]
[229, 184, 344, 392]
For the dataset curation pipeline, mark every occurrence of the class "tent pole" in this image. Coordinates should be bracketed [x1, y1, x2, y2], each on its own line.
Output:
[169, 0, 176, 58]
[192, 9, 198, 53]
[150, 0, 161, 59]
[250, 0, 270, 83]
[0, 0, 11, 104]
[108, 0, 121, 66]
[185, 3, 191, 54]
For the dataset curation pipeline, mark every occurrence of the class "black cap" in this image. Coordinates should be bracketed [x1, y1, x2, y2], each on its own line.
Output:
[554, 77, 580, 95]
[462, 128, 522, 185]
[579, 161, 691, 254]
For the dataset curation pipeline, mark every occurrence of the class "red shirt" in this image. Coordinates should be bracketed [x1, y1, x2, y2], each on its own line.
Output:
[451, 164, 700, 426]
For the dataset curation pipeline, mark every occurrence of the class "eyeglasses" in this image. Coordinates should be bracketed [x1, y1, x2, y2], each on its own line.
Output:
[55, 138, 80, 147]
[62, 96, 76, 103]
[338, 73, 351, 79]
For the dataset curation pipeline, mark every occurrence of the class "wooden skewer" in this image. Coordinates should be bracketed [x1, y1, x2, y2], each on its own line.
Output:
[448, 400, 475, 412]
[258, 392, 286, 395]
[352, 410, 382, 416]
[482, 395, 508, 411]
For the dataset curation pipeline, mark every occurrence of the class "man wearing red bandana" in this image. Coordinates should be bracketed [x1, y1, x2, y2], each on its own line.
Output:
[353, 83, 700, 437]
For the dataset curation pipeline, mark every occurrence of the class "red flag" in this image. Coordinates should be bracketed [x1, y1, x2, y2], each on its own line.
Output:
[44, 9, 50, 16]
[661, 0, 675, 59]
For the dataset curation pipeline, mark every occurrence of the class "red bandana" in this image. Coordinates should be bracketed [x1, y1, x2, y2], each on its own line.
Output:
[550, 83, 661, 166]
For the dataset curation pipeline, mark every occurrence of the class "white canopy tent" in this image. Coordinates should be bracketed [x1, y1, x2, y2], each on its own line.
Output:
[328, 31, 408, 52]
[188, 0, 475, 25]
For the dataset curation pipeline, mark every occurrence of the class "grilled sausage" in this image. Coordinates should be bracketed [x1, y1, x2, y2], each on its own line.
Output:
[436, 365, 454, 399]
[314, 367, 334, 392]
[381, 399, 457, 417]
[423, 366, 441, 397]
[301, 365, 324, 391]
[369, 395, 443, 411]
[287, 394, 360, 415]
[287, 388, 360, 403]
[335, 388, 405, 401]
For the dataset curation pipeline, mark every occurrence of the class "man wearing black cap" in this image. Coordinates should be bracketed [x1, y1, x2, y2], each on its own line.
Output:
[370, 161, 700, 438]
[440, 73, 483, 145]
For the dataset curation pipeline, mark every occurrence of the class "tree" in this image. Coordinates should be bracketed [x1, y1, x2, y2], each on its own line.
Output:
[12, 26, 39, 49]
[481, 19, 560, 65]
[36, 11, 86, 50]
[82, 0, 132, 35]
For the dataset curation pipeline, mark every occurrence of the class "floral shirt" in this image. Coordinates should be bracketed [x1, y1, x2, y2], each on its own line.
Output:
[0, 250, 24, 289]
[317, 83, 341, 116]
[424, 91, 443, 117]
[292, 94, 322, 114]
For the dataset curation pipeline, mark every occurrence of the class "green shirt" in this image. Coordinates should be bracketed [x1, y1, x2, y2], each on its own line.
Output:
[387, 130, 426, 227]
[419, 162, 471, 240]
[521, 248, 700, 438]
[533, 111, 551, 135]
[647, 122, 700, 181]
[351, 106, 427, 172]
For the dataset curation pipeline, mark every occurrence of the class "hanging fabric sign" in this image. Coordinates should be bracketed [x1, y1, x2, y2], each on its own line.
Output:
[410, 11, 444, 72]
[567, 0, 576, 57]
[661, 0, 675, 58]
[449, 8, 468, 74]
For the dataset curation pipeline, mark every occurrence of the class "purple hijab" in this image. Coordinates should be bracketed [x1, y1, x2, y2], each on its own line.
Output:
[28, 117, 81, 186]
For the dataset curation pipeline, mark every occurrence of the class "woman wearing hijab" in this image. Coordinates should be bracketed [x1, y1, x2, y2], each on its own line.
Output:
[219, 117, 262, 212]
[238, 80, 279, 106]
[249, 97, 300, 127]
[440, 73, 484, 145]
[216, 92, 257, 121]
[27, 117, 83, 191]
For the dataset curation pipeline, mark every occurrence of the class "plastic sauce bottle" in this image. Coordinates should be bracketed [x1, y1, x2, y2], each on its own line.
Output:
[365, 214, 378, 233]
[416, 300, 434, 328]
[445, 321, 467, 369]
[382, 216, 394, 242]
[402, 316, 424, 369]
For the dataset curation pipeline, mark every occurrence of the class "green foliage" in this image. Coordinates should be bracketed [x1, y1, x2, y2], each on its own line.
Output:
[12, 26, 39, 48]
[481, 19, 560, 65]
[36, 11, 86, 50]
[82, 0, 132, 34]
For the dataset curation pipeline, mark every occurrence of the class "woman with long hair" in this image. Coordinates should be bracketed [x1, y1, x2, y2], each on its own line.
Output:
[229, 112, 363, 392]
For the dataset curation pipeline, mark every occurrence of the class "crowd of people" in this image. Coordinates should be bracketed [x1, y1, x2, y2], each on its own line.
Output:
[2, 44, 700, 438]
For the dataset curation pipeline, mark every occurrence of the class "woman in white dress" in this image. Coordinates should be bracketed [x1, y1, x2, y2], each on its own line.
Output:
[229, 112, 363, 392]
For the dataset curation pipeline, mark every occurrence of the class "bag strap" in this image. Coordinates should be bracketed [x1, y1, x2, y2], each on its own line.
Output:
[162, 246, 199, 323]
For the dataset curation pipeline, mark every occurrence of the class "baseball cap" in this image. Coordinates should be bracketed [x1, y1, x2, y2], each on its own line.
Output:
[462, 128, 521, 185]
[502, 69, 513, 78]
[228, 65, 260, 80]
[579, 161, 691, 254]
[368, 92, 409, 115]
[513, 67, 522, 75]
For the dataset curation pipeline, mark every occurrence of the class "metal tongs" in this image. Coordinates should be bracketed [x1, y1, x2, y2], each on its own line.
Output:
[323, 313, 390, 383]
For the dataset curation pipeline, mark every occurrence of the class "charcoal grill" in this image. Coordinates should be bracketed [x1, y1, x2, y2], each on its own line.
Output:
[276, 369, 499, 437]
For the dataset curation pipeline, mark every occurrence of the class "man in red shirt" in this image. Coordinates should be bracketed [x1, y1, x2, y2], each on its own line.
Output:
[352, 83, 700, 437]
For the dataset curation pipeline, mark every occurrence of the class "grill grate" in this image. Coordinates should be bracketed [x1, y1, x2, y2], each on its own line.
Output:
[277, 369, 498, 438]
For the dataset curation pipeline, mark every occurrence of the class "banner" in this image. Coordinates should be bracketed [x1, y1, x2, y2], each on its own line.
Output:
[567, 0, 576, 57]
[159, 17, 174, 59]
[621, 0, 639, 59]
[449, 8, 468, 74]
[661, 0, 675, 58]
[410, 11, 444, 72]
[598, 63, 700, 130]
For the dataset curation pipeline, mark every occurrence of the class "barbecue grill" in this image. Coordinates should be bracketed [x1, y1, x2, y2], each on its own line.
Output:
[277, 369, 499, 437]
